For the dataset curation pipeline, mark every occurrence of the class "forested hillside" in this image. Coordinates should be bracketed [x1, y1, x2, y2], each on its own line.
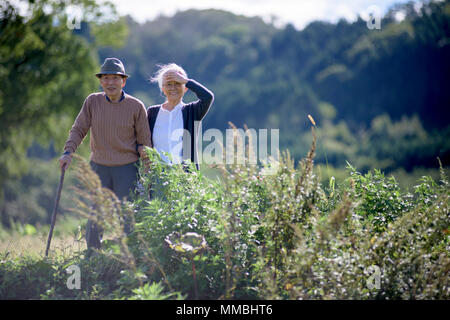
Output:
[96, 2, 449, 172]
[1, 0, 449, 226]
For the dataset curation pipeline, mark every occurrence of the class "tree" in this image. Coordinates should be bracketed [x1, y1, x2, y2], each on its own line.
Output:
[0, 0, 127, 225]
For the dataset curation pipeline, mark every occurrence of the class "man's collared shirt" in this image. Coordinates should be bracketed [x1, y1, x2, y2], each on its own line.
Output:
[105, 90, 125, 103]
[153, 102, 184, 164]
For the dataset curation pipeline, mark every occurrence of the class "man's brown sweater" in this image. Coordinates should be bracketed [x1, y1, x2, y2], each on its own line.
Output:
[64, 92, 151, 166]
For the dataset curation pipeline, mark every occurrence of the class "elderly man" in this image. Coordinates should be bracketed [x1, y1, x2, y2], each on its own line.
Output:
[59, 57, 151, 251]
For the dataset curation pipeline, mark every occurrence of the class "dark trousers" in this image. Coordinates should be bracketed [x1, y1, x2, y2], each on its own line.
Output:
[86, 161, 139, 250]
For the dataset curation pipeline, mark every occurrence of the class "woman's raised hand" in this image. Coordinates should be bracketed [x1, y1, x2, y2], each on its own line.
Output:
[163, 70, 188, 84]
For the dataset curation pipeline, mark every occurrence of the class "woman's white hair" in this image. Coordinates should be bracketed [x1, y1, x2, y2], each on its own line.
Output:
[150, 63, 188, 91]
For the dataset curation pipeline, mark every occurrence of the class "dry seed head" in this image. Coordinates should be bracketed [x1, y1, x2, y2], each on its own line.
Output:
[308, 114, 316, 127]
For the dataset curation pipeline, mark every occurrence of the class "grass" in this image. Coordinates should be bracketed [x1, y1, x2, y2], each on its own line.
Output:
[0, 215, 86, 259]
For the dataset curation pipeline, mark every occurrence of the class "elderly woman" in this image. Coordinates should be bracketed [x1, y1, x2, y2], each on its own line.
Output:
[146, 63, 214, 169]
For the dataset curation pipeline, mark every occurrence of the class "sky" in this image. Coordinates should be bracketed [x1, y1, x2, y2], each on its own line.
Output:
[104, 0, 421, 29]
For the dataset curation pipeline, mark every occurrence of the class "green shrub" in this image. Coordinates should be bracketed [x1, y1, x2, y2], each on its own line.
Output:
[346, 163, 415, 233]
[1, 132, 448, 300]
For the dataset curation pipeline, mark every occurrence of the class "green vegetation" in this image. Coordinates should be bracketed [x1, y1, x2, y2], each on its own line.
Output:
[0, 0, 127, 225]
[0, 0, 449, 300]
[0, 137, 448, 299]
[101, 0, 449, 171]
[1, 0, 448, 229]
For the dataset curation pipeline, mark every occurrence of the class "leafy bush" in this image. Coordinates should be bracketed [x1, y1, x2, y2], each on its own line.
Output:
[346, 163, 415, 233]
[0, 130, 448, 300]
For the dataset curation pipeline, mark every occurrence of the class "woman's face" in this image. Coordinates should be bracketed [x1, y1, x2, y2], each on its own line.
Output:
[161, 71, 187, 102]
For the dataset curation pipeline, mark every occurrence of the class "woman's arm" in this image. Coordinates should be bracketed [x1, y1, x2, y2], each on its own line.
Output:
[186, 79, 214, 121]
[163, 70, 214, 120]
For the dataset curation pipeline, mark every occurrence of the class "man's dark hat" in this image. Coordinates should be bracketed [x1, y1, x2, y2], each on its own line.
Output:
[96, 57, 130, 78]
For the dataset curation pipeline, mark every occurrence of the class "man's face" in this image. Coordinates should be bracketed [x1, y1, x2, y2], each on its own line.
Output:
[99, 74, 126, 97]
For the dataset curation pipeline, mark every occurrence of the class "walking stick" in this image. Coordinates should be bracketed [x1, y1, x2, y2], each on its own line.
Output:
[45, 164, 66, 257]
